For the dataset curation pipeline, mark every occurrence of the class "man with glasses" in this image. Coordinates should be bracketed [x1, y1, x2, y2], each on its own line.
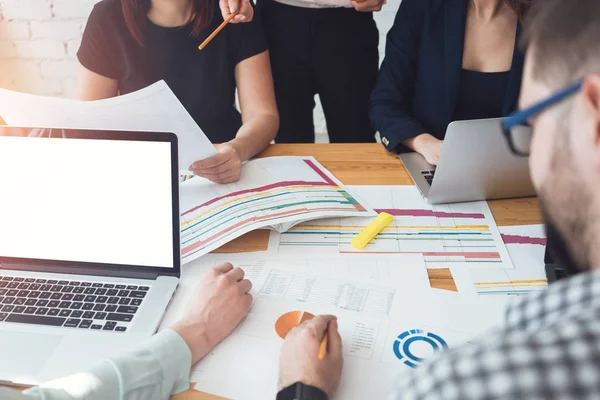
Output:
[277, 0, 600, 398]
[376, 0, 600, 397]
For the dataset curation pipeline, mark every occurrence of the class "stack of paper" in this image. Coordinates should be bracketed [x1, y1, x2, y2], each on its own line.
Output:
[179, 157, 375, 263]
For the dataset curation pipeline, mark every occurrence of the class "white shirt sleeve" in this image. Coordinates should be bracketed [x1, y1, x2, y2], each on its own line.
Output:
[0, 329, 192, 400]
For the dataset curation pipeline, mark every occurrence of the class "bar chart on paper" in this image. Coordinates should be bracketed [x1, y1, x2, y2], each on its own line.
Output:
[269, 186, 513, 268]
[452, 225, 548, 296]
[179, 157, 373, 263]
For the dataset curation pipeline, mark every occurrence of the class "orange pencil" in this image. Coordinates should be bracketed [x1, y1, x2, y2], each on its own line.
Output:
[198, 11, 238, 50]
[318, 332, 328, 360]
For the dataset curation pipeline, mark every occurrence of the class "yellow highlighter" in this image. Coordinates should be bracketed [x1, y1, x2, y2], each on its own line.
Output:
[351, 212, 394, 249]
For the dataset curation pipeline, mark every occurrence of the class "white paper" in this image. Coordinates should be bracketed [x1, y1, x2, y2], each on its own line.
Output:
[158, 255, 509, 400]
[451, 225, 547, 295]
[0, 81, 216, 170]
[267, 185, 514, 269]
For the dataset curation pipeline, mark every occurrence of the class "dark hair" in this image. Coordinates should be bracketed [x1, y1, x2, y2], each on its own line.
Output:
[521, 0, 600, 87]
[504, 0, 533, 18]
[121, 0, 215, 47]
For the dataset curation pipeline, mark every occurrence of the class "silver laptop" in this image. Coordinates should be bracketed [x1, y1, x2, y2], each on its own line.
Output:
[0, 127, 180, 386]
[400, 118, 535, 204]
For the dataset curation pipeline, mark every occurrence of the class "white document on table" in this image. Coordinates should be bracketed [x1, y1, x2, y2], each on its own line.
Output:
[450, 224, 548, 296]
[0, 81, 216, 169]
[158, 254, 509, 400]
[267, 185, 514, 269]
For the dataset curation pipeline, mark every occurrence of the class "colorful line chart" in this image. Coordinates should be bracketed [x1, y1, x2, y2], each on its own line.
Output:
[269, 186, 514, 268]
[452, 225, 548, 296]
[179, 157, 373, 263]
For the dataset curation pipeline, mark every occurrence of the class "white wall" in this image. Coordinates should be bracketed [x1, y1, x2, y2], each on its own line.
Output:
[0, 0, 400, 135]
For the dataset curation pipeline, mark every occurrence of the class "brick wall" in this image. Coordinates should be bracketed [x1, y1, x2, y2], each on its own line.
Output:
[0, 0, 98, 97]
[0, 0, 400, 136]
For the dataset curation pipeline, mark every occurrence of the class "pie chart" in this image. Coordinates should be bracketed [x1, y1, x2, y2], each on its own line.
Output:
[275, 310, 315, 339]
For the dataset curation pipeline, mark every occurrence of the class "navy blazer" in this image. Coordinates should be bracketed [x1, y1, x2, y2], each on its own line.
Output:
[370, 0, 524, 152]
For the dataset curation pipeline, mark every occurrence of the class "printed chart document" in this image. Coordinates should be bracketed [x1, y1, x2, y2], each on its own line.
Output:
[0, 81, 215, 169]
[179, 157, 375, 263]
[451, 225, 548, 295]
[160, 256, 509, 400]
[268, 185, 513, 269]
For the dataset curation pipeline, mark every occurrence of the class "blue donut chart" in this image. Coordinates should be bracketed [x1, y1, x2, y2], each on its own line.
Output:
[393, 329, 449, 368]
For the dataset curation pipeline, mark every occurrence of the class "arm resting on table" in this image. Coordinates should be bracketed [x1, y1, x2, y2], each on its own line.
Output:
[0, 330, 191, 400]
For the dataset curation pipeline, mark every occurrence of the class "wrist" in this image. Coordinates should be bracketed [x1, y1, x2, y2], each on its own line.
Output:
[410, 133, 434, 153]
[170, 321, 212, 364]
[277, 382, 329, 400]
[227, 138, 248, 162]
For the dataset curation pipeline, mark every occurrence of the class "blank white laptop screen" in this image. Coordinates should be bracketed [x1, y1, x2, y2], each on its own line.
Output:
[0, 136, 174, 269]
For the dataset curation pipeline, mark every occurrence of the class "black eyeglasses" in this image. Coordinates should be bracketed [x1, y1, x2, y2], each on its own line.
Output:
[502, 80, 583, 156]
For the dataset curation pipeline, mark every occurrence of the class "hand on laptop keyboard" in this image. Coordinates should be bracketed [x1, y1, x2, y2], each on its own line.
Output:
[170, 263, 253, 364]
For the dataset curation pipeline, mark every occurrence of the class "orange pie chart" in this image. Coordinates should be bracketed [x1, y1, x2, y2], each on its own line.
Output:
[275, 310, 315, 339]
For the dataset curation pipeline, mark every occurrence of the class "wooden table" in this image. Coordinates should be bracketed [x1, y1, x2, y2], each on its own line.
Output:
[6, 143, 541, 399]
[217, 144, 542, 290]
[174, 143, 542, 399]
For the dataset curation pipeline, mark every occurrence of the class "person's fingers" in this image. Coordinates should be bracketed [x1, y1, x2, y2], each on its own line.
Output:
[205, 173, 240, 184]
[307, 315, 337, 339]
[219, 0, 233, 20]
[351, 0, 381, 11]
[189, 153, 229, 171]
[194, 159, 235, 176]
[226, 267, 245, 282]
[213, 262, 234, 274]
[327, 318, 343, 359]
[238, 279, 252, 294]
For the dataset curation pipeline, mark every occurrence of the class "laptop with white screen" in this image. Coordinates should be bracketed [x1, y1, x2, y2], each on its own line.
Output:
[0, 127, 180, 386]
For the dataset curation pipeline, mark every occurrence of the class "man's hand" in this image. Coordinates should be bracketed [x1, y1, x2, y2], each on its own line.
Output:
[408, 133, 444, 166]
[351, 0, 385, 12]
[190, 143, 243, 184]
[220, 0, 254, 23]
[278, 315, 343, 398]
[170, 263, 253, 364]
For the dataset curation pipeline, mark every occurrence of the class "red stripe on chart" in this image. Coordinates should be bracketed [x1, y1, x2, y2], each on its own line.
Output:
[303, 159, 336, 186]
[374, 209, 485, 219]
[502, 234, 547, 246]
[340, 251, 501, 259]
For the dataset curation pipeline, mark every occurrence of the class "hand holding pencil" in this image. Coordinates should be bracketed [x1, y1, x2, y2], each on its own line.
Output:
[278, 315, 343, 399]
[200, 0, 254, 50]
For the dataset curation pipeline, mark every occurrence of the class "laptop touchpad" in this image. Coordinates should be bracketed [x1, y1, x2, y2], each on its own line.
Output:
[0, 331, 61, 376]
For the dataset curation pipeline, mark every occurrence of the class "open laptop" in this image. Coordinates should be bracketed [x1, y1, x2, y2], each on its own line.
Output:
[400, 118, 535, 204]
[0, 127, 180, 386]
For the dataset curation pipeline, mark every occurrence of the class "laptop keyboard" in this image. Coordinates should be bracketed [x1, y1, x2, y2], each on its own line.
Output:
[421, 170, 436, 186]
[0, 276, 149, 332]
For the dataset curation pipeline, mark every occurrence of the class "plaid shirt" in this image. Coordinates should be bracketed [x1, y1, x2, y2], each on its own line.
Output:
[389, 270, 600, 400]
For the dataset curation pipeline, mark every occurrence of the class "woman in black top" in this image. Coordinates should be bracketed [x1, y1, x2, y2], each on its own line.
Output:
[78, 0, 279, 183]
[370, 0, 532, 165]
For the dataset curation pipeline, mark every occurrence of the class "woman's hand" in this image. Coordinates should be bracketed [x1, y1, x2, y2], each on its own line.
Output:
[170, 263, 253, 364]
[351, 0, 385, 12]
[406, 133, 444, 166]
[189, 143, 243, 184]
[220, 0, 254, 23]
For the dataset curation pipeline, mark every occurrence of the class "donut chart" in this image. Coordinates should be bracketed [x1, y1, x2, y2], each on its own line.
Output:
[393, 329, 449, 368]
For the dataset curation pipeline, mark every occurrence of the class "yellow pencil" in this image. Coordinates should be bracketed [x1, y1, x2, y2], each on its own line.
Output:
[198, 12, 238, 51]
[318, 332, 328, 360]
